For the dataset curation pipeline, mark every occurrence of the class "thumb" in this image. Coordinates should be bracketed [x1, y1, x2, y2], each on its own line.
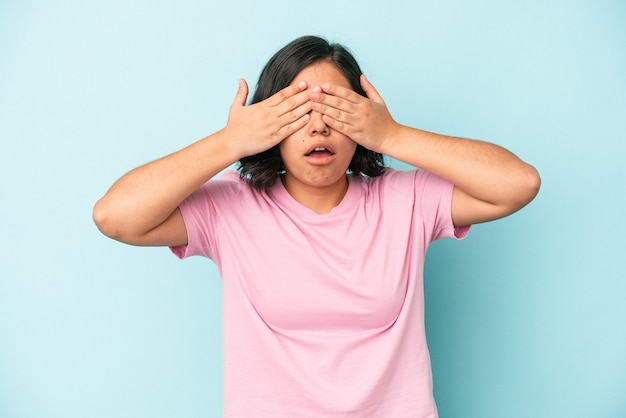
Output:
[360, 74, 384, 103]
[232, 78, 249, 107]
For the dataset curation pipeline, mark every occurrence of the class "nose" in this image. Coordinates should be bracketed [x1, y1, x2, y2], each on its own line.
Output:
[308, 110, 329, 136]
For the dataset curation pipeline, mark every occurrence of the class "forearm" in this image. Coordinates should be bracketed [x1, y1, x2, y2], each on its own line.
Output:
[93, 129, 240, 241]
[309, 77, 539, 224]
[94, 79, 314, 244]
[381, 125, 540, 209]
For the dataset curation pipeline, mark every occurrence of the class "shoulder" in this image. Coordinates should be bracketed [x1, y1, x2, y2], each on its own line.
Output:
[358, 167, 437, 193]
[180, 170, 263, 218]
[192, 170, 253, 202]
[202, 169, 246, 192]
[357, 168, 455, 217]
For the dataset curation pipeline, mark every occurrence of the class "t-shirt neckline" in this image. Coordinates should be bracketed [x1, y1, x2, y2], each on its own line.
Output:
[269, 174, 361, 220]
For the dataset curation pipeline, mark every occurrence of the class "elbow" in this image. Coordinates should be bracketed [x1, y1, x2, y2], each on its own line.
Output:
[524, 164, 541, 203]
[92, 198, 124, 241]
[513, 164, 541, 209]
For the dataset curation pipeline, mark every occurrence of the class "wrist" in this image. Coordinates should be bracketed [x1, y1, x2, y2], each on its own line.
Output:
[377, 123, 405, 156]
[212, 127, 248, 162]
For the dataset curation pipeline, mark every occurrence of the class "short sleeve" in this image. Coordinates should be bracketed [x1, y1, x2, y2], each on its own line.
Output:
[169, 171, 243, 260]
[414, 169, 470, 241]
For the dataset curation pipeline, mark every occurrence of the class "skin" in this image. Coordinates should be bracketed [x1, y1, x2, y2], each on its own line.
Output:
[278, 62, 358, 214]
[93, 77, 313, 246]
[93, 60, 540, 247]
[308, 70, 541, 226]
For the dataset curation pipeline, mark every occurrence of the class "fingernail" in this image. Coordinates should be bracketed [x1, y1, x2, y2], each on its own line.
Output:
[321, 84, 330, 91]
[298, 81, 306, 89]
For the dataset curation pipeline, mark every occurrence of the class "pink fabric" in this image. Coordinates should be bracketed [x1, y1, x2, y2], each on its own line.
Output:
[171, 168, 469, 417]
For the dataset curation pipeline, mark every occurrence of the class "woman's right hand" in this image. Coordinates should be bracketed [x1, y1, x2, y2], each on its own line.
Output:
[223, 79, 312, 158]
[93, 79, 312, 247]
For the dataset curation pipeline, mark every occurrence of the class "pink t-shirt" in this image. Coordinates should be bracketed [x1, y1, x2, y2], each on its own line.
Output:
[171, 168, 469, 417]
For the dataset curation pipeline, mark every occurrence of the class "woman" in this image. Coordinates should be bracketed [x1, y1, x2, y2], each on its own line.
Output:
[94, 35, 540, 417]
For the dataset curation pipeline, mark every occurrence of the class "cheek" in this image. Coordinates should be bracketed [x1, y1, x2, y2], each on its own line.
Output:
[278, 140, 297, 165]
[344, 140, 358, 159]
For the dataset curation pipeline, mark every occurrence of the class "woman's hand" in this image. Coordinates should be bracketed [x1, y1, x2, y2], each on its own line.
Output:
[224, 79, 312, 158]
[309, 75, 400, 153]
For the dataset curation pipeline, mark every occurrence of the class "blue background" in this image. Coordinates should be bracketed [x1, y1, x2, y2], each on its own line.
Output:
[1, 1, 625, 417]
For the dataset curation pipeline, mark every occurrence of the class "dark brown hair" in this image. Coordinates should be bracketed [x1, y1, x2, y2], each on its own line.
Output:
[238, 35, 386, 190]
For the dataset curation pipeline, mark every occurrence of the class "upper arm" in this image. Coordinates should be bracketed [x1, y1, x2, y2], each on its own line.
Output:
[451, 186, 515, 227]
[135, 207, 189, 247]
[451, 164, 540, 228]
[95, 206, 189, 247]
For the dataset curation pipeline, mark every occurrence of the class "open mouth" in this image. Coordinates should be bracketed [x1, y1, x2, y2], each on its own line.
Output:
[305, 147, 334, 157]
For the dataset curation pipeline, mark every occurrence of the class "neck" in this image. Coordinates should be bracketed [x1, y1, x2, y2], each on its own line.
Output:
[281, 174, 349, 214]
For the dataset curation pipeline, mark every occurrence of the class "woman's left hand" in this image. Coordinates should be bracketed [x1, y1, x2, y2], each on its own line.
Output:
[309, 75, 400, 153]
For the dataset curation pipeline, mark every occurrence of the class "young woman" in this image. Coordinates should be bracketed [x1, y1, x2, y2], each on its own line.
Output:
[94, 35, 540, 417]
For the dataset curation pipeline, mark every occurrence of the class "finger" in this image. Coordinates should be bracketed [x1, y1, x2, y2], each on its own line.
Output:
[280, 113, 311, 136]
[278, 99, 313, 126]
[232, 78, 248, 107]
[275, 87, 312, 118]
[360, 74, 384, 103]
[318, 83, 362, 104]
[267, 81, 308, 107]
[311, 101, 352, 123]
[321, 114, 350, 135]
[311, 91, 355, 116]
[276, 111, 311, 140]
